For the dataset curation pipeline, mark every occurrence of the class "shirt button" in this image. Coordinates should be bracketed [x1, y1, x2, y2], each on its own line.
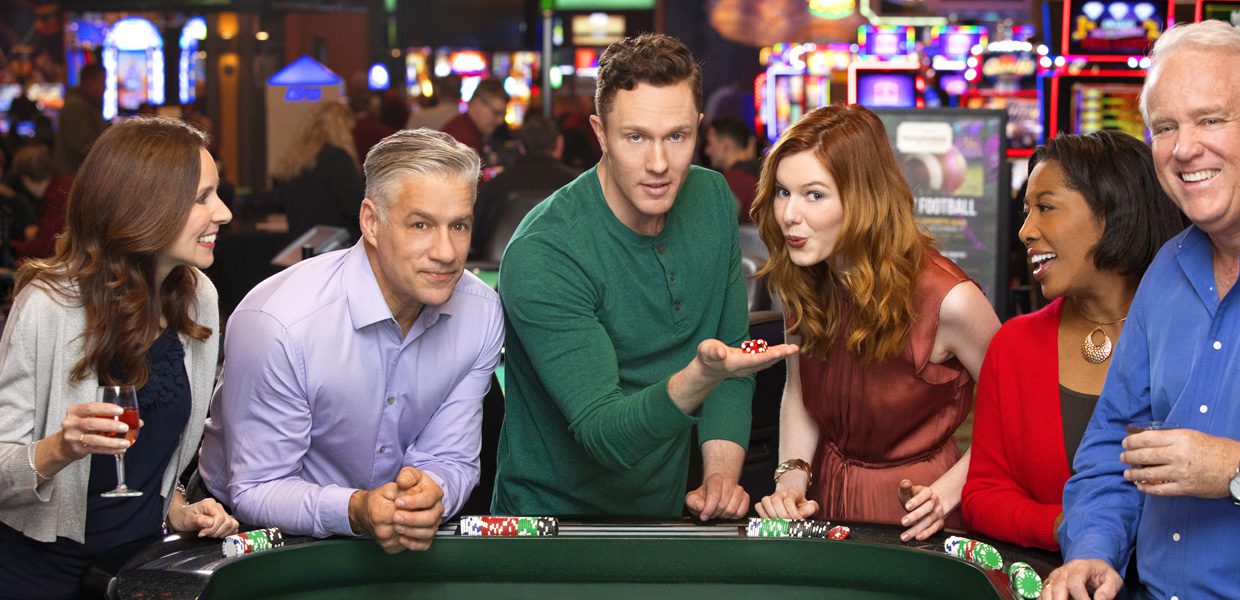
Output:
[1172, 532, 1181, 542]
[378, 445, 386, 454]
[1200, 404, 1209, 414]
[386, 396, 396, 406]
[674, 301, 682, 311]
[656, 245, 665, 255]
[1213, 340, 1222, 350]
[670, 272, 676, 282]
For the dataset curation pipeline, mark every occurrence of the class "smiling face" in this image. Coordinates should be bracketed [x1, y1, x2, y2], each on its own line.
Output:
[773, 150, 846, 267]
[1019, 160, 1107, 299]
[361, 174, 474, 322]
[155, 148, 233, 282]
[590, 81, 700, 235]
[1146, 47, 1240, 243]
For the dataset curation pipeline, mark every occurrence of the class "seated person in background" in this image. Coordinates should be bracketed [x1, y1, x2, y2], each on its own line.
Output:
[752, 104, 999, 542]
[441, 78, 509, 165]
[703, 117, 760, 224]
[199, 129, 503, 554]
[470, 113, 581, 259]
[961, 131, 1184, 552]
[492, 34, 796, 520]
[0, 117, 237, 599]
[271, 102, 365, 241]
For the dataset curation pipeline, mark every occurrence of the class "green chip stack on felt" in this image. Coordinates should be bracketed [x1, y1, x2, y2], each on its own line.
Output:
[746, 518, 791, 537]
[943, 536, 1003, 570]
[1008, 562, 1042, 599]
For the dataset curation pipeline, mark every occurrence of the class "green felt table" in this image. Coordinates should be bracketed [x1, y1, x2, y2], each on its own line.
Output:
[117, 521, 1059, 599]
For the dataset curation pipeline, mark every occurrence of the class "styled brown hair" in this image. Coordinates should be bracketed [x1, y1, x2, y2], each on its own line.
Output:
[16, 117, 213, 387]
[594, 33, 702, 121]
[752, 104, 933, 363]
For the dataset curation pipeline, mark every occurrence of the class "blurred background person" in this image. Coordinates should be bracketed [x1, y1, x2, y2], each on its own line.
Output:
[347, 74, 395, 161]
[271, 102, 365, 242]
[0, 117, 237, 600]
[4, 96, 55, 160]
[441, 77, 509, 165]
[53, 63, 107, 175]
[703, 117, 760, 224]
[751, 104, 999, 542]
[407, 74, 462, 132]
[0, 144, 50, 269]
[961, 131, 1185, 552]
[470, 113, 580, 260]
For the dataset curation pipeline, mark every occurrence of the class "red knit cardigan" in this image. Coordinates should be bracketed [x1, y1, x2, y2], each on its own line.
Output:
[961, 298, 1073, 551]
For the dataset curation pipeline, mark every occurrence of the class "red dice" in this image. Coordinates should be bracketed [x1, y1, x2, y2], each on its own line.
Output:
[740, 339, 769, 354]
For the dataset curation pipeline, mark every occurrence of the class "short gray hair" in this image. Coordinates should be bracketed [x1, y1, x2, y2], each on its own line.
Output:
[1140, 20, 1240, 121]
[363, 128, 481, 218]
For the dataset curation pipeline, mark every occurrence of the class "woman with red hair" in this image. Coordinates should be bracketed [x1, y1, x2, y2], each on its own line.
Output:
[752, 104, 999, 541]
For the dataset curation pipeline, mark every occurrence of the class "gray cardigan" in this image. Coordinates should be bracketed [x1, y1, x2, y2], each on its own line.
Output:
[0, 271, 219, 543]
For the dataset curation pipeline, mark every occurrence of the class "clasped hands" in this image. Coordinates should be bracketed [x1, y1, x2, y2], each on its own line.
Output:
[350, 466, 445, 554]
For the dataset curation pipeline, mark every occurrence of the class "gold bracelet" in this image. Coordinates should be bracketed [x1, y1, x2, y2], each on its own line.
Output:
[27, 443, 51, 482]
[773, 458, 813, 487]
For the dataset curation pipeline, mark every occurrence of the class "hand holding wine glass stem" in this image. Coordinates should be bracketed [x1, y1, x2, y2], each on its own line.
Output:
[99, 385, 143, 497]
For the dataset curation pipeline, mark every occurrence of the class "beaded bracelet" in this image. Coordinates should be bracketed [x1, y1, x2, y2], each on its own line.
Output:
[26, 443, 51, 482]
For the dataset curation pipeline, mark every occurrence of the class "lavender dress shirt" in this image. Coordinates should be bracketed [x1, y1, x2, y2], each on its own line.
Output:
[198, 242, 503, 537]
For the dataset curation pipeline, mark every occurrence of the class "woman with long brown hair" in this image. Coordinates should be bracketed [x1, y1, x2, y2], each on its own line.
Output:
[0, 117, 238, 599]
[752, 104, 999, 541]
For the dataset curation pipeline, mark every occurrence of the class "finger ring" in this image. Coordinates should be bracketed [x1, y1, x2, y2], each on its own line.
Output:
[79, 433, 89, 446]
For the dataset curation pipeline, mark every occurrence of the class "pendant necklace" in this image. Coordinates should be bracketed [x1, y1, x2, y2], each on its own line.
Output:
[1080, 309, 1127, 364]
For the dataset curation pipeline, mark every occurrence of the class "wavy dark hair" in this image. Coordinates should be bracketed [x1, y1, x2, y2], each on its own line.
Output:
[752, 104, 933, 363]
[1027, 130, 1186, 278]
[15, 117, 212, 387]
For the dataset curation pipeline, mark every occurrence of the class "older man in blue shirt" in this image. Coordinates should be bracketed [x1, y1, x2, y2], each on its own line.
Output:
[1043, 20, 1240, 600]
[199, 129, 503, 554]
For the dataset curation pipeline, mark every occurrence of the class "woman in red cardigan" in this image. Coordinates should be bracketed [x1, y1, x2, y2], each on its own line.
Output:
[960, 130, 1185, 551]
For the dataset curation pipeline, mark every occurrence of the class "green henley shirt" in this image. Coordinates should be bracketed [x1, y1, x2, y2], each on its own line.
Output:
[491, 165, 754, 517]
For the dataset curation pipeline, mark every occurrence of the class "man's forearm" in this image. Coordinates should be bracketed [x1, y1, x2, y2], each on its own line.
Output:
[667, 358, 723, 416]
[701, 439, 745, 482]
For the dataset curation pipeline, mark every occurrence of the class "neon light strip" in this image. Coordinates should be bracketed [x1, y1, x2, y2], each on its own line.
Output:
[859, 0, 946, 26]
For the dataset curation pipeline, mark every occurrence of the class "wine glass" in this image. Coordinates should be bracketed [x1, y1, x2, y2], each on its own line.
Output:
[99, 385, 142, 498]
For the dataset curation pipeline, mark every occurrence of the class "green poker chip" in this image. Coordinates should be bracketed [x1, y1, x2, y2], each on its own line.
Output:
[1008, 562, 1042, 599]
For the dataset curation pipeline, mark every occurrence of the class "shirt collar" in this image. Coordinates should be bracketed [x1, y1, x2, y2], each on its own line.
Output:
[343, 242, 395, 330]
[343, 241, 456, 331]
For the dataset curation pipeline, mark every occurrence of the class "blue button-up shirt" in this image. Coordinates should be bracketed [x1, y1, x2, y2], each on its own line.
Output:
[199, 242, 503, 538]
[1062, 226, 1240, 599]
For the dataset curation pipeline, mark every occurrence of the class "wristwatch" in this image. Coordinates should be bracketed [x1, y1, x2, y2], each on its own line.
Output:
[774, 458, 813, 487]
[1229, 460, 1240, 506]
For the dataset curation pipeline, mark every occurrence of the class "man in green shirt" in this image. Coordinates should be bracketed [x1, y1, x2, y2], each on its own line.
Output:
[492, 34, 796, 519]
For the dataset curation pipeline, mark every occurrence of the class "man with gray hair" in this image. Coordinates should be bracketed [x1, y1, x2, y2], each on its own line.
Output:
[199, 129, 503, 553]
[1041, 19, 1240, 600]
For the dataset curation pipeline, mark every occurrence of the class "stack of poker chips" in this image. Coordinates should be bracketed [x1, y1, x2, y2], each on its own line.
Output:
[221, 527, 284, 558]
[943, 535, 1003, 570]
[745, 518, 849, 540]
[1008, 561, 1043, 599]
[460, 516, 559, 537]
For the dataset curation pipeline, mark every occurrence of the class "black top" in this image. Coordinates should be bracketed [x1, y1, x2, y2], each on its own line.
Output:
[277, 145, 365, 242]
[1059, 384, 1100, 471]
[0, 329, 191, 599]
